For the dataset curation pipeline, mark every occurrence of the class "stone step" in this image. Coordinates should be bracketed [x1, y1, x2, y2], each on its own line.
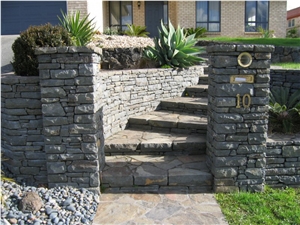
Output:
[198, 74, 208, 84]
[159, 97, 208, 115]
[105, 129, 207, 155]
[101, 154, 212, 192]
[128, 110, 207, 134]
[184, 84, 208, 97]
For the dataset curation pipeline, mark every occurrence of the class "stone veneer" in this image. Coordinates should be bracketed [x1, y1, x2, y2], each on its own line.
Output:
[206, 44, 273, 192]
[270, 68, 300, 93]
[266, 134, 300, 188]
[197, 41, 300, 64]
[2, 44, 300, 192]
[1, 46, 201, 191]
[1, 76, 45, 186]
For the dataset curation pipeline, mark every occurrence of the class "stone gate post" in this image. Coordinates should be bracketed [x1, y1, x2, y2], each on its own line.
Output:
[206, 44, 274, 192]
[36, 46, 104, 193]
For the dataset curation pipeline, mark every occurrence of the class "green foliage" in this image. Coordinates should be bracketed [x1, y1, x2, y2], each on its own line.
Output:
[124, 24, 149, 37]
[183, 27, 207, 38]
[58, 10, 96, 46]
[11, 23, 72, 76]
[257, 26, 275, 38]
[286, 27, 298, 38]
[269, 86, 300, 133]
[103, 27, 121, 35]
[203, 37, 300, 47]
[216, 186, 300, 225]
[143, 20, 204, 68]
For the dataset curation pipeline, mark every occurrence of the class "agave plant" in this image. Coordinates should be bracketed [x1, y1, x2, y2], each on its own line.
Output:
[143, 20, 204, 68]
[183, 27, 207, 38]
[269, 87, 300, 133]
[124, 24, 149, 37]
[58, 10, 96, 46]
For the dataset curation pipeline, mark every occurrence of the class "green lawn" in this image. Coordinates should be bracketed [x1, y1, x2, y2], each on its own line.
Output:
[271, 62, 300, 69]
[216, 186, 300, 225]
[203, 37, 300, 47]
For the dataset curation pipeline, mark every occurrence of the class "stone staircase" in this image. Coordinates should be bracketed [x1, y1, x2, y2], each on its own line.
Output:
[101, 67, 212, 193]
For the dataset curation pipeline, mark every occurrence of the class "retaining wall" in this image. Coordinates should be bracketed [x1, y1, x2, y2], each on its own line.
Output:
[270, 68, 300, 93]
[1, 47, 202, 190]
[197, 40, 300, 63]
[266, 134, 300, 188]
[98, 67, 201, 139]
[1, 75, 45, 186]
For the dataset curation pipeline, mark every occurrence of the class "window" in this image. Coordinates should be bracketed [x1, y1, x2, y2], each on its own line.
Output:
[196, 1, 220, 32]
[288, 19, 295, 27]
[163, 1, 168, 25]
[109, 1, 132, 31]
[245, 1, 269, 32]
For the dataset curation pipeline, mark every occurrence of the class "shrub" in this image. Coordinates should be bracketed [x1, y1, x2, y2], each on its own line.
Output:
[143, 20, 204, 68]
[103, 27, 121, 35]
[58, 10, 96, 46]
[257, 26, 275, 38]
[269, 87, 300, 133]
[286, 27, 298, 38]
[183, 27, 207, 38]
[124, 24, 149, 37]
[11, 23, 72, 76]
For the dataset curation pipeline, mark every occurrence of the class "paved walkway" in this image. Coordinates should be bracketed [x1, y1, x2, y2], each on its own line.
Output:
[93, 189, 228, 225]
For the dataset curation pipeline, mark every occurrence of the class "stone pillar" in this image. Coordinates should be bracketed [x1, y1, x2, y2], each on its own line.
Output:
[206, 44, 274, 192]
[36, 46, 103, 193]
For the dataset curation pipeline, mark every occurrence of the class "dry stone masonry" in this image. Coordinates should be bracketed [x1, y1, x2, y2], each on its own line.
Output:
[36, 46, 103, 193]
[1, 75, 45, 186]
[1, 44, 300, 192]
[206, 44, 274, 192]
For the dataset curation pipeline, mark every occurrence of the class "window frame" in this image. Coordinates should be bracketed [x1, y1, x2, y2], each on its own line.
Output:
[288, 19, 295, 27]
[109, 1, 133, 32]
[195, 1, 221, 32]
[245, 1, 269, 32]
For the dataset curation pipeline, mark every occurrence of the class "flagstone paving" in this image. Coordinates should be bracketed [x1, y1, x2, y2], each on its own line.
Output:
[93, 190, 228, 225]
[101, 155, 212, 191]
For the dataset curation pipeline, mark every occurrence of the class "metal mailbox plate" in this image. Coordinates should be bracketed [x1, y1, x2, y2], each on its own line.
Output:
[230, 75, 254, 84]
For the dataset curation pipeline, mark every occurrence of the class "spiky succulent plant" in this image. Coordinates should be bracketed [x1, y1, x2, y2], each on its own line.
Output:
[143, 20, 204, 68]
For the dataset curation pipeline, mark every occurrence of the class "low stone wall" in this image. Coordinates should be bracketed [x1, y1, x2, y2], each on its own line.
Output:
[1, 75, 45, 186]
[197, 40, 300, 63]
[98, 67, 201, 138]
[101, 48, 143, 70]
[270, 68, 300, 93]
[272, 46, 300, 63]
[1, 46, 202, 189]
[266, 134, 300, 188]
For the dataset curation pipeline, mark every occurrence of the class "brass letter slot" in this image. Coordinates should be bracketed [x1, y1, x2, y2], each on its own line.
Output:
[230, 75, 254, 84]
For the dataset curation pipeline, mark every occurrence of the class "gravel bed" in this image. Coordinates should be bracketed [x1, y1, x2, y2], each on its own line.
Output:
[88, 34, 155, 49]
[1, 181, 99, 225]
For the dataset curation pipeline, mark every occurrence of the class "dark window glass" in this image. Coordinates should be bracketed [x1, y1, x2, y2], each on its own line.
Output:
[109, 1, 132, 31]
[245, 1, 269, 32]
[196, 1, 220, 32]
[163, 1, 168, 25]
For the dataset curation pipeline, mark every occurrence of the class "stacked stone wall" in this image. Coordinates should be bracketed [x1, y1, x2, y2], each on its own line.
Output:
[197, 41, 300, 64]
[1, 48, 202, 190]
[270, 68, 300, 94]
[206, 44, 274, 192]
[266, 136, 300, 188]
[97, 67, 201, 138]
[1, 75, 45, 185]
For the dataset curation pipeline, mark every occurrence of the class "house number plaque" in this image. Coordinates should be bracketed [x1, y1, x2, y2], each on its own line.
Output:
[236, 94, 251, 108]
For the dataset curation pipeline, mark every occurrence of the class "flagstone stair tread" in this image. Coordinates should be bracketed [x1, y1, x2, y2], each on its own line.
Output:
[105, 130, 207, 155]
[161, 97, 208, 105]
[101, 155, 212, 189]
[128, 110, 207, 131]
